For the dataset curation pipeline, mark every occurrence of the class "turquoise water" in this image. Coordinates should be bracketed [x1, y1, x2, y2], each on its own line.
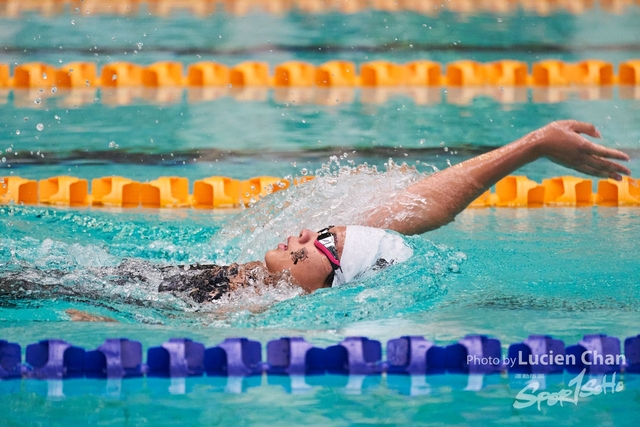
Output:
[2, 4, 640, 425]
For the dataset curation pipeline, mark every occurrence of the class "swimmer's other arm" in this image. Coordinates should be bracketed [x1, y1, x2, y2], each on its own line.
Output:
[365, 120, 631, 235]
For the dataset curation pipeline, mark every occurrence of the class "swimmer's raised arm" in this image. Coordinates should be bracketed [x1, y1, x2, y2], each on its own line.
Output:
[365, 120, 631, 235]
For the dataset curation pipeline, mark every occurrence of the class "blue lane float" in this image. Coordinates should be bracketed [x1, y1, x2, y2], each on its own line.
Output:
[25, 339, 85, 380]
[266, 337, 324, 376]
[508, 335, 565, 375]
[0, 340, 22, 379]
[2, 334, 640, 381]
[626, 335, 640, 374]
[206, 338, 262, 376]
[85, 338, 143, 379]
[566, 334, 623, 375]
[386, 336, 432, 375]
[147, 338, 205, 378]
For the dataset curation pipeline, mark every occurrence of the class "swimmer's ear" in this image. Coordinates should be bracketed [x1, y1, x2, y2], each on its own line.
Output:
[65, 309, 117, 323]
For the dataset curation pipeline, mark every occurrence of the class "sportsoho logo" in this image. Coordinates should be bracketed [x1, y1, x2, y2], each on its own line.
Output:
[513, 369, 624, 410]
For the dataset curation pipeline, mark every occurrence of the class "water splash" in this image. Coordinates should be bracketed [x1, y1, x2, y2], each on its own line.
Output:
[212, 156, 425, 264]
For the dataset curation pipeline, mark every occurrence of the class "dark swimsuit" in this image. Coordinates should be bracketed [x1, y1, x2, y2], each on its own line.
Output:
[157, 263, 238, 303]
[0, 259, 241, 304]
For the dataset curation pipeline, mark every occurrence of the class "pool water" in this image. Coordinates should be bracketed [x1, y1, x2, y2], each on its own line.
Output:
[2, 3, 640, 425]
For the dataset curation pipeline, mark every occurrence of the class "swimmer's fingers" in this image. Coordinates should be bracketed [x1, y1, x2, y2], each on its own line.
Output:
[582, 156, 628, 180]
[567, 120, 601, 139]
[581, 139, 631, 162]
[573, 164, 609, 178]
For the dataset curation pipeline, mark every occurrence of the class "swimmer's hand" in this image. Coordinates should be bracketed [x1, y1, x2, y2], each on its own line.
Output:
[65, 309, 117, 322]
[532, 120, 631, 181]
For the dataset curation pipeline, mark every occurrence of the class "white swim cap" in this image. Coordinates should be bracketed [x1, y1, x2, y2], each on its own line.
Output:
[332, 226, 413, 287]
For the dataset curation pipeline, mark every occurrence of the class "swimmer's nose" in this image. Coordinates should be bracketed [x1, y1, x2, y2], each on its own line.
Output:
[298, 229, 316, 244]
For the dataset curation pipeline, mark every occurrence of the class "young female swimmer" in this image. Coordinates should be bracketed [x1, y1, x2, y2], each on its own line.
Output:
[158, 119, 631, 301]
[0, 120, 631, 307]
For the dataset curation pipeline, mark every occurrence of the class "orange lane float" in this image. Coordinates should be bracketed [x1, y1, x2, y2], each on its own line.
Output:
[55, 62, 99, 88]
[274, 61, 316, 87]
[230, 62, 271, 86]
[0, 59, 639, 90]
[193, 176, 241, 208]
[142, 62, 185, 87]
[140, 177, 190, 208]
[101, 62, 143, 87]
[446, 60, 488, 86]
[542, 176, 594, 206]
[38, 176, 89, 206]
[187, 62, 230, 86]
[0, 63, 10, 88]
[619, 60, 640, 85]
[495, 175, 545, 207]
[91, 176, 141, 208]
[533, 60, 614, 86]
[315, 61, 358, 87]
[0, 177, 38, 205]
[486, 60, 528, 86]
[597, 176, 640, 206]
[13, 63, 57, 89]
[2, 174, 640, 209]
[2, 0, 635, 17]
[404, 61, 442, 86]
[360, 61, 406, 86]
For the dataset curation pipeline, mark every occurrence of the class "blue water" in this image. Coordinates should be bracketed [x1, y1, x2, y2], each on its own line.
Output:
[2, 4, 640, 425]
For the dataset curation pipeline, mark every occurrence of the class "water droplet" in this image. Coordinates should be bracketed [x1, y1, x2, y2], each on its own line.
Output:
[300, 168, 308, 176]
[111, 74, 118, 81]
[71, 20, 75, 25]
[42, 72, 47, 80]
[36, 123, 44, 131]
[23, 117, 29, 122]
[51, 86, 57, 93]
[108, 141, 119, 148]
[15, 130, 20, 135]
[54, 115, 60, 120]
[34, 98, 41, 104]
[6, 148, 12, 153]
[497, 18, 502, 22]
[74, 7, 80, 13]
[1, 157, 6, 163]
[136, 42, 143, 50]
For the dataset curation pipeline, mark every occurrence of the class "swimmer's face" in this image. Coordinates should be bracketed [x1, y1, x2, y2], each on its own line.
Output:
[264, 229, 333, 293]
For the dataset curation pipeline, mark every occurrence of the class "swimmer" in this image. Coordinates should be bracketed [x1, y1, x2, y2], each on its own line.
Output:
[253, 119, 632, 294]
[0, 120, 631, 306]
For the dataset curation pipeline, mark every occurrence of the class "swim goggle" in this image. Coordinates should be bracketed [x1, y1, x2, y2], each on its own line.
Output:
[314, 226, 341, 271]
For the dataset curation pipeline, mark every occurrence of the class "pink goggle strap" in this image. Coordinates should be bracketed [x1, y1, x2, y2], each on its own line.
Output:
[314, 240, 340, 268]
